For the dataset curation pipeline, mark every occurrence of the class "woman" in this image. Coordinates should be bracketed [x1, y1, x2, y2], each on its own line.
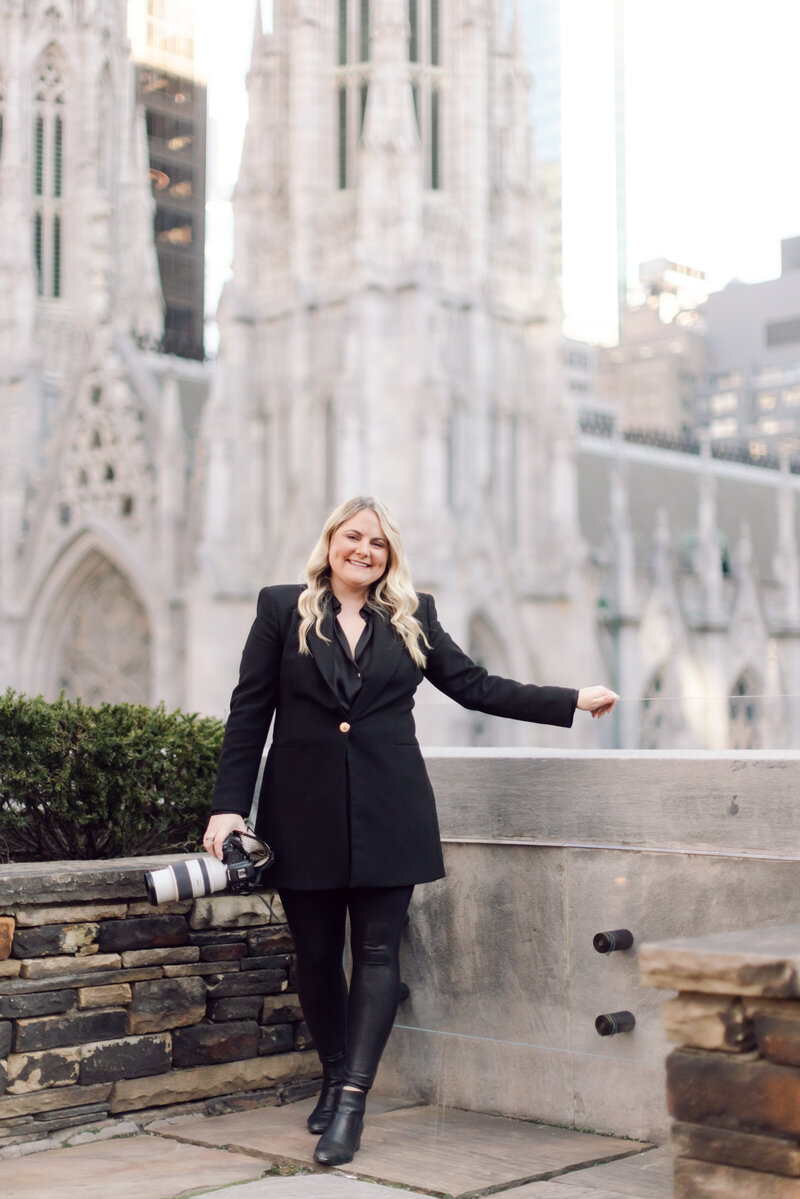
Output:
[202, 496, 617, 1167]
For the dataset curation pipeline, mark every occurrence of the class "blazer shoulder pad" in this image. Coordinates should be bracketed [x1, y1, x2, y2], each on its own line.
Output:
[259, 583, 304, 607]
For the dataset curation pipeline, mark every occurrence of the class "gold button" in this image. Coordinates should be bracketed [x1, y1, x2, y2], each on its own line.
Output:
[339, 721, 351, 733]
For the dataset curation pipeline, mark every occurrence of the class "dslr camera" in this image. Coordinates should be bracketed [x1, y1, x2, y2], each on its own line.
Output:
[144, 830, 274, 906]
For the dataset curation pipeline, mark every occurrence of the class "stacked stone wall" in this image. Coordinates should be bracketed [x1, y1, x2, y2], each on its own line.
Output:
[641, 923, 800, 1198]
[0, 859, 318, 1149]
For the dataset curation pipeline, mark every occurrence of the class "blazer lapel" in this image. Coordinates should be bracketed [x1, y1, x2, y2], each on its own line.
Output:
[307, 611, 342, 708]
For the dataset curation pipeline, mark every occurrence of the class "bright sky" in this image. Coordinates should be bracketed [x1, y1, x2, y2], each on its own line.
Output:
[195, 0, 800, 345]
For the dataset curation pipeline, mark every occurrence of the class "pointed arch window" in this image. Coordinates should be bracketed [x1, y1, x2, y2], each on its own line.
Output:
[34, 116, 44, 195]
[408, 0, 444, 189]
[335, 0, 373, 189]
[53, 213, 61, 297]
[34, 212, 43, 296]
[32, 45, 67, 299]
[359, 0, 370, 61]
[54, 114, 63, 196]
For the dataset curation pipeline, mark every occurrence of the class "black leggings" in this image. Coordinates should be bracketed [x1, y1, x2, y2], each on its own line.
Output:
[278, 885, 413, 1091]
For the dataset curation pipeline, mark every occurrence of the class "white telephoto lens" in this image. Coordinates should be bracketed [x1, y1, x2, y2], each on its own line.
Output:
[145, 855, 229, 905]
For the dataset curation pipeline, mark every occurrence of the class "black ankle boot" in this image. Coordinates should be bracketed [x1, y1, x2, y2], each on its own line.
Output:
[307, 1062, 345, 1134]
[313, 1087, 366, 1166]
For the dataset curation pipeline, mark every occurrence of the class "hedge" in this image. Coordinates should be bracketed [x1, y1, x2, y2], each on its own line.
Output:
[0, 690, 225, 861]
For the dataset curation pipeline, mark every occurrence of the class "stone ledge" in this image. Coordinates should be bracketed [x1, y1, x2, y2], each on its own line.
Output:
[674, 1154, 800, 1198]
[641, 924, 800, 997]
[667, 1047, 800, 1138]
[108, 1048, 319, 1112]
[0, 857, 196, 906]
[673, 1120, 800, 1178]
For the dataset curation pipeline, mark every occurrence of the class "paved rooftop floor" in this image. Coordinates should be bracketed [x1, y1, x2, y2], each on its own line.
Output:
[3, 1096, 673, 1199]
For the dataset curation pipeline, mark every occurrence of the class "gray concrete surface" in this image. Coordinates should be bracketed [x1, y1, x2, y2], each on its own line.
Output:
[375, 751, 800, 1142]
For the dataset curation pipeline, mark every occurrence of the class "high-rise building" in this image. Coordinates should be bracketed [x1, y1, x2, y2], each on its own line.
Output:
[128, 0, 207, 359]
[697, 236, 800, 460]
[597, 259, 708, 437]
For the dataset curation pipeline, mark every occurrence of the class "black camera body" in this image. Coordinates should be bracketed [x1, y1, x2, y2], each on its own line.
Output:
[221, 832, 271, 894]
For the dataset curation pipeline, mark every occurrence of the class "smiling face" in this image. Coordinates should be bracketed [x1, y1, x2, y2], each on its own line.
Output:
[327, 508, 390, 598]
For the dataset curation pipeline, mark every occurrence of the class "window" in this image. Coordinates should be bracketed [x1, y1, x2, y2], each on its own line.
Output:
[359, 0, 370, 61]
[32, 44, 67, 299]
[710, 418, 738, 438]
[711, 392, 737, 414]
[766, 317, 800, 348]
[34, 115, 44, 194]
[34, 211, 43, 296]
[409, 0, 418, 60]
[52, 213, 61, 297]
[335, 1, 368, 189]
[759, 394, 777, 410]
[408, 0, 444, 189]
[430, 0, 440, 64]
[784, 387, 800, 406]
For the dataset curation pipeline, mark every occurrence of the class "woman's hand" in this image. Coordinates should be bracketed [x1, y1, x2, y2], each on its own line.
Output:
[202, 813, 247, 860]
[577, 686, 619, 719]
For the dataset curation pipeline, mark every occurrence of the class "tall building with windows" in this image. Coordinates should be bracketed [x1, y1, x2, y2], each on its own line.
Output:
[696, 237, 800, 460]
[128, 0, 206, 359]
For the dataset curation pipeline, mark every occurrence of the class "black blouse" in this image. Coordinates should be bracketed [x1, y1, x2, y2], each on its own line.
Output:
[329, 594, 374, 709]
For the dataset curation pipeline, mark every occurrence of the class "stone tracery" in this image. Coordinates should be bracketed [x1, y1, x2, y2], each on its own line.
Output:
[55, 553, 151, 705]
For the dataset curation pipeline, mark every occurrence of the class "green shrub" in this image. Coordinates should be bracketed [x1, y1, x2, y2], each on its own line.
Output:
[0, 690, 225, 861]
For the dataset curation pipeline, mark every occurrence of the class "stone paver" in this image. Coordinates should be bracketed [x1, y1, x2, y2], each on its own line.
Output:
[1, 1133, 267, 1199]
[200, 1178, 431, 1198]
[150, 1098, 651, 1198]
[506, 1148, 674, 1197]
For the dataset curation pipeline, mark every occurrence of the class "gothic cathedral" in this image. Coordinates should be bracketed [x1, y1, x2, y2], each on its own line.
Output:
[2, 0, 798, 751]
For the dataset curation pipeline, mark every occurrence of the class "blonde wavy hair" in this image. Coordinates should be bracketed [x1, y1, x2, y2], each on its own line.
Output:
[297, 497, 429, 668]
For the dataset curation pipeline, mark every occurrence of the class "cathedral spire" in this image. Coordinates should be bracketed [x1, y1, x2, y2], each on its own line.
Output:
[0, 20, 36, 375]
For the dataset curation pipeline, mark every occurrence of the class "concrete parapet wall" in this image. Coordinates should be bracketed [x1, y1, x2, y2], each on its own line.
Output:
[0, 858, 318, 1149]
[376, 750, 800, 1143]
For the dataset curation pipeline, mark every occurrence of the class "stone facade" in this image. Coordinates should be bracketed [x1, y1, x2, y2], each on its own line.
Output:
[642, 923, 800, 1196]
[0, 858, 318, 1149]
[0, 0, 211, 716]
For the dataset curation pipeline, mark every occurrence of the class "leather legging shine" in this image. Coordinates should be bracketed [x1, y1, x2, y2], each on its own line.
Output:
[278, 885, 413, 1091]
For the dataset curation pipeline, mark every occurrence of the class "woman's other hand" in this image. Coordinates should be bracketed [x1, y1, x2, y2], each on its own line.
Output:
[202, 813, 247, 860]
[577, 686, 619, 719]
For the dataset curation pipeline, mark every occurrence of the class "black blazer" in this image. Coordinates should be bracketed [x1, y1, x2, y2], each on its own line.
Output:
[211, 585, 578, 889]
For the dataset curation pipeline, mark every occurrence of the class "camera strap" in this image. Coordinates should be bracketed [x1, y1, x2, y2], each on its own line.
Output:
[240, 827, 275, 869]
